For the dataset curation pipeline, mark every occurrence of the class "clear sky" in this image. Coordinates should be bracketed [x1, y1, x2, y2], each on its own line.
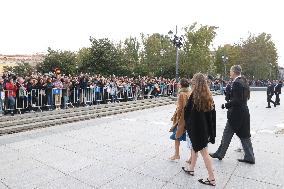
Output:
[0, 0, 283, 66]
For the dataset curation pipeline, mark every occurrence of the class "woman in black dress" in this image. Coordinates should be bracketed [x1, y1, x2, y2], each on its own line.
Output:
[183, 73, 216, 186]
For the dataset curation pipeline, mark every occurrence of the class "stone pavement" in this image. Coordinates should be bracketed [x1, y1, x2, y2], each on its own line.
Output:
[0, 91, 283, 189]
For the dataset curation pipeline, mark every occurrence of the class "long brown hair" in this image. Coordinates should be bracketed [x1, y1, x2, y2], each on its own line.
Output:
[191, 73, 214, 112]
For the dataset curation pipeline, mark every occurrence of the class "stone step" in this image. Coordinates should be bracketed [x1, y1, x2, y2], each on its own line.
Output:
[0, 97, 172, 122]
[0, 98, 174, 135]
[0, 101, 173, 135]
[0, 98, 172, 127]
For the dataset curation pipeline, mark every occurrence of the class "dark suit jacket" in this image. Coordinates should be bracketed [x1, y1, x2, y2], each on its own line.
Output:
[225, 77, 250, 138]
[224, 83, 232, 102]
[275, 83, 282, 95]
[267, 84, 274, 97]
[184, 95, 216, 152]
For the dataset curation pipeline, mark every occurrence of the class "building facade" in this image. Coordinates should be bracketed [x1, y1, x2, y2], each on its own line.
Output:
[0, 53, 45, 74]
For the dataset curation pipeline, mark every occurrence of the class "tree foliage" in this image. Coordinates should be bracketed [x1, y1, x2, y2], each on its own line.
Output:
[38, 47, 77, 75]
[36, 24, 278, 80]
[214, 32, 278, 80]
[183, 23, 218, 77]
[140, 33, 176, 77]
[85, 38, 129, 76]
[3, 63, 34, 77]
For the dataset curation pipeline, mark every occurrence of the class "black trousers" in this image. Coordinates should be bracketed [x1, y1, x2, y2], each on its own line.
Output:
[275, 93, 280, 104]
[267, 95, 275, 107]
[214, 122, 255, 162]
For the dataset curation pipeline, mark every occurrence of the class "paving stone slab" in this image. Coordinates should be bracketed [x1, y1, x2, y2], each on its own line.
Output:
[17, 142, 59, 159]
[0, 146, 22, 165]
[1, 165, 65, 189]
[103, 150, 154, 170]
[36, 175, 94, 189]
[45, 154, 95, 174]
[233, 151, 284, 186]
[224, 175, 282, 189]
[170, 167, 230, 189]
[253, 133, 284, 154]
[0, 181, 8, 189]
[61, 140, 103, 154]
[4, 138, 46, 150]
[70, 161, 127, 188]
[132, 156, 184, 182]
[39, 133, 82, 147]
[100, 171, 166, 189]
[0, 157, 44, 179]
[30, 145, 81, 164]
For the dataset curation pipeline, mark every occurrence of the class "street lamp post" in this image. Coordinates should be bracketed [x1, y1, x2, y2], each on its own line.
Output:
[75, 65, 79, 75]
[222, 55, 229, 80]
[275, 66, 278, 79]
[269, 63, 272, 79]
[168, 25, 183, 83]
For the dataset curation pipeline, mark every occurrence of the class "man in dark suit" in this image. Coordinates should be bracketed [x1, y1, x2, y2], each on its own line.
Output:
[266, 81, 276, 108]
[274, 80, 282, 105]
[210, 65, 255, 164]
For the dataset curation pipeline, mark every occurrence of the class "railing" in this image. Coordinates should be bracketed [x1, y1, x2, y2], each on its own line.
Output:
[1, 83, 179, 115]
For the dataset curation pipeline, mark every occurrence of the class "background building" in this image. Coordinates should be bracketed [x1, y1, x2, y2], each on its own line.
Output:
[0, 53, 45, 74]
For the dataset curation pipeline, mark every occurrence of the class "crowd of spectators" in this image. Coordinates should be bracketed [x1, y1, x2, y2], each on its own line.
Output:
[209, 78, 281, 92]
[0, 71, 282, 116]
[0, 72, 178, 116]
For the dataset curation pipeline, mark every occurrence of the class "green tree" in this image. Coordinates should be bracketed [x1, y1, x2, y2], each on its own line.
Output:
[2, 66, 13, 73]
[86, 37, 128, 76]
[121, 37, 140, 73]
[239, 33, 278, 79]
[3, 63, 34, 77]
[183, 23, 218, 77]
[13, 63, 34, 77]
[77, 47, 92, 74]
[38, 48, 77, 75]
[214, 44, 242, 78]
[140, 33, 176, 77]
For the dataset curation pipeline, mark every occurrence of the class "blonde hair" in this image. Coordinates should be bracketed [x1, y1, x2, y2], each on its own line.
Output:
[191, 73, 214, 112]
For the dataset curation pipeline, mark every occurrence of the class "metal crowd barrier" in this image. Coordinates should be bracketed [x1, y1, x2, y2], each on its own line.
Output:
[104, 86, 112, 103]
[94, 86, 103, 104]
[82, 87, 94, 105]
[71, 88, 80, 106]
[15, 95, 28, 114]
[123, 85, 133, 100]
[143, 85, 154, 99]
[116, 87, 124, 101]
[1, 83, 178, 115]
[52, 88, 62, 109]
[30, 89, 44, 112]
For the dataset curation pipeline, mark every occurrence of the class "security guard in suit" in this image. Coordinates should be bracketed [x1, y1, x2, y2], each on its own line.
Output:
[274, 80, 282, 105]
[266, 81, 276, 108]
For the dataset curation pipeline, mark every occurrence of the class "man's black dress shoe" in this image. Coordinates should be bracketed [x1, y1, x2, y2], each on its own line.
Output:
[209, 153, 222, 160]
[237, 159, 255, 164]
